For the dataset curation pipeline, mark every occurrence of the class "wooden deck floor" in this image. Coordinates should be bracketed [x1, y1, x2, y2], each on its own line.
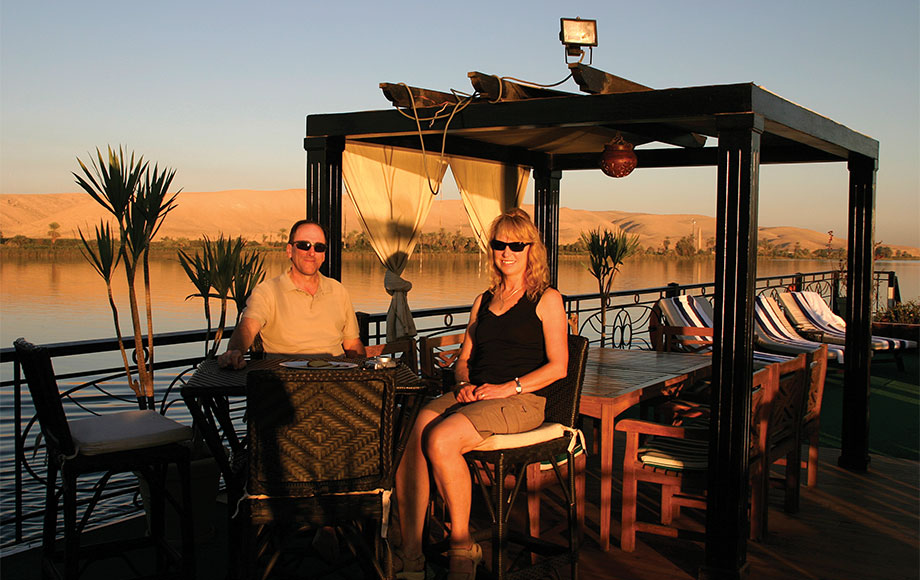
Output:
[2, 446, 916, 579]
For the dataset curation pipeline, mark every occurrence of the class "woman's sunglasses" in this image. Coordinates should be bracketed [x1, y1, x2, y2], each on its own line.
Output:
[291, 240, 327, 253]
[489, 240, 532, 252]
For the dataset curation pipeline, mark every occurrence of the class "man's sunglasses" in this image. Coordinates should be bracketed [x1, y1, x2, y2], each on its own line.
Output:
[291, 240, 327, 253]
[489, 240, 532, 252]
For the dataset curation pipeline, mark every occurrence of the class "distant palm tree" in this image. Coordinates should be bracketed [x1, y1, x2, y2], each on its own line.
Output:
[47, 222, 61, 243]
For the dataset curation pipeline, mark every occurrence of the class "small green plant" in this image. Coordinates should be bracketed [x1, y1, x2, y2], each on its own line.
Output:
[875, 300, 920, 324]
[581, 226, 640, 347]
[178, 236, 265, 358]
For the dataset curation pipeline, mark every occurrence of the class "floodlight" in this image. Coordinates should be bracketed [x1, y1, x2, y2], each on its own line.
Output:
[560, 18, 597, 63]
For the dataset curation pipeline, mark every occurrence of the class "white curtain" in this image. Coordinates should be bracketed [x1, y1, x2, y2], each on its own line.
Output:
[449, 157, 529, 252]
[342, 141, 447, 342]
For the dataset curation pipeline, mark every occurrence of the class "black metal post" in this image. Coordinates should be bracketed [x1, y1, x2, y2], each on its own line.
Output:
[304, 135, 346, 281]
[838, 155, 876, 471]
[533, 167, 561, 287]
[701, 114, 763, 580]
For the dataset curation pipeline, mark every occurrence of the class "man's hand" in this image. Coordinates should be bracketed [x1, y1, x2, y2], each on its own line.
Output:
[217, 349, 247, 369]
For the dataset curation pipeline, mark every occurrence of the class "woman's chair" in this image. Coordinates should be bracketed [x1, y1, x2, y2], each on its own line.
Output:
[13, 338, 195, 579]
[461, 334, 589, 579]
[242, 367, 398, 579]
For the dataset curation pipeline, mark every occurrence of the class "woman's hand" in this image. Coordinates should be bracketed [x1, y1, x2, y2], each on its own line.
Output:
[471, 381, 515, 401]
[455, 381, 479, 403]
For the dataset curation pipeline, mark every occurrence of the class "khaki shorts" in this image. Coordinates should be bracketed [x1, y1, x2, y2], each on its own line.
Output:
[422, 392, 546, 437]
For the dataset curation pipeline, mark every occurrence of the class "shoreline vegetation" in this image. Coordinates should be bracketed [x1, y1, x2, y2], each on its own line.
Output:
[2, 230, 916, 261]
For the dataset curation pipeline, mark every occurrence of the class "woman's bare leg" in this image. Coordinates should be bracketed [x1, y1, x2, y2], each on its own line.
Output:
[425, 414, 484, 573]
[395, 408, 441, 564]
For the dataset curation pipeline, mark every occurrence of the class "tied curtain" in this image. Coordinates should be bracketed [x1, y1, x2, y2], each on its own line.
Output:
[342, 142, 447, 342]
[449, 157, 529, 252]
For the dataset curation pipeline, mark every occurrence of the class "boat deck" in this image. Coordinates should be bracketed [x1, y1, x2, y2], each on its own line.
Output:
[2, 444, 916, 580]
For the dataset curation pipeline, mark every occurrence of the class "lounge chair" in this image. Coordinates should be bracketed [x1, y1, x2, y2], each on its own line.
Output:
[652, 295, 792, 364]
[779, 291, 917, 352]
[754, 296, 845, 364]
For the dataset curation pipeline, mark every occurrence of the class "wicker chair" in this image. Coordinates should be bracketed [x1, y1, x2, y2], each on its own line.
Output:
[242, 366, 398, 579]
[14, 338, 195, 579]
[462, 334, 589, 579]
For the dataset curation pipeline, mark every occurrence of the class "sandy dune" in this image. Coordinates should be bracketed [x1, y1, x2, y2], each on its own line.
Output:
[2, 189, 916, 255]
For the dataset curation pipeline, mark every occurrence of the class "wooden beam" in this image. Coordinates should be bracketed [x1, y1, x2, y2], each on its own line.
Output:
[568, 63, 653, 94]
[379, 83, 460, 109]
[468, 71, 573, 101]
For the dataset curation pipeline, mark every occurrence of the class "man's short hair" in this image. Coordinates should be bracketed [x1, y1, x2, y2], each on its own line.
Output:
[288, 220, 328, 244]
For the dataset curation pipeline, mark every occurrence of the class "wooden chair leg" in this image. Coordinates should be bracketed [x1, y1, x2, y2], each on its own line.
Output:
[785, 445, 802, 514]
[620, 467, 638, 552]
[807, 430, 820, 487]
[42, 462, 59, 564]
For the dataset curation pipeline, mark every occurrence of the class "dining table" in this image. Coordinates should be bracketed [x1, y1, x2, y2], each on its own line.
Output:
[180, 356, 428, 580]
[578, 348, 712, 551]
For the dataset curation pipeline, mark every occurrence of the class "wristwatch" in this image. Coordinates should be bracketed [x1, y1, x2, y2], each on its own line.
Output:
[514, 377, 523, 394]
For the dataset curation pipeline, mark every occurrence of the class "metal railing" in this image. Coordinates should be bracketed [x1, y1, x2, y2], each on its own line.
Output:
[0, 269, 901, 550]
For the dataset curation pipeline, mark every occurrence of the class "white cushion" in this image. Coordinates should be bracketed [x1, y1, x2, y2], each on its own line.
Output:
[69, 410, 192, 456]
[471, 422, 566, 452]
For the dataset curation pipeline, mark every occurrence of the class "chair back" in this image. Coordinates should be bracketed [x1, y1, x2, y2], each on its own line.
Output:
[246, 367, 397, 497]
[651, 296, 716, 353]
[14, 338, 76, 458]
[418, 332, 465, 389]
[765, 352, 809, 453]
[366, 337, 418, 374]
[803, 344, 829, 424]
[537, 334, 589, 428]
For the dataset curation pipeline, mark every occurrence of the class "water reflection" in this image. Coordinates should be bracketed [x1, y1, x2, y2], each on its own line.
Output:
[1, 251, 917, 347]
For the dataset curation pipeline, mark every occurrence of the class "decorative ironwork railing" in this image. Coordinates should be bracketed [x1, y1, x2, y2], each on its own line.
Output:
[0, 269, 902, 549]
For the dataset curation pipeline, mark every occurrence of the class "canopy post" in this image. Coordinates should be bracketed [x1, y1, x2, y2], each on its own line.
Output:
[305, 135, 345, 280]
[838, 154, 876, 471]
[701, 114, 763, 580]
[533, 166, 561, 287]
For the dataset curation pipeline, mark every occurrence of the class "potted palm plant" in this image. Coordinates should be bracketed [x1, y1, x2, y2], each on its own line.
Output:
[582, 226, 640, 347]
[75, 146, 178, 409]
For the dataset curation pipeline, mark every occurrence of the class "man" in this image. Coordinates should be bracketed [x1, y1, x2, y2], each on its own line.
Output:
[217, 220, 366, 369]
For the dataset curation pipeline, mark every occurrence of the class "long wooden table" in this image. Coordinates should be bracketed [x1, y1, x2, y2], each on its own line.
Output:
[579, 348, 712, 551]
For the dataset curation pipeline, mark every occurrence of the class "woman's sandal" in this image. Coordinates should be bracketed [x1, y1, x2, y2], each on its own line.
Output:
[393, 546, 426, 580]
[446, 542, 483, 580]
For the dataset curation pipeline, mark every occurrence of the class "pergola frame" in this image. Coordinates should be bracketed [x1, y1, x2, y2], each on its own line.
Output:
[304, 82, 878, 579]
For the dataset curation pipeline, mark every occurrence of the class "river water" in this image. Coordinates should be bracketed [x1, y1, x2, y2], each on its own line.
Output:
[3, 252, 917, 347]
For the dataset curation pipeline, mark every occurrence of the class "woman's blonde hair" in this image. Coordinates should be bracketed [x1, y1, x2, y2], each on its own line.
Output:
[487, 208, 551, 301]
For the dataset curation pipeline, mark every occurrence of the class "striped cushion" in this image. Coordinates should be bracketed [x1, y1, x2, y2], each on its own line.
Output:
[659, 295, 793, 364]
[754, 296, 846, 363]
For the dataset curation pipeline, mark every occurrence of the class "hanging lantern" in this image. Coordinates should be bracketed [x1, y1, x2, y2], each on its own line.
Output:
[599, 133, 637, 178]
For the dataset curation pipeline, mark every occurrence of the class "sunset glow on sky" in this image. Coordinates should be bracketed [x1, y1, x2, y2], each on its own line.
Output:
[1, 0, 917, 246]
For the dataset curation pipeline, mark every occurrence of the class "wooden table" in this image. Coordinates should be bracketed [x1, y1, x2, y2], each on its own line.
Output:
[579, 348, 712, 551]
[181, 357, 427, 580]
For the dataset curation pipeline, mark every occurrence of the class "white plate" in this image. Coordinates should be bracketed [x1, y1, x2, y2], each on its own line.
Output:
[279, 361, 359, 370]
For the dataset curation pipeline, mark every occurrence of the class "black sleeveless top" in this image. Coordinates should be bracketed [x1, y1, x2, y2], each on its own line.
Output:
[469, 290, 546, 386]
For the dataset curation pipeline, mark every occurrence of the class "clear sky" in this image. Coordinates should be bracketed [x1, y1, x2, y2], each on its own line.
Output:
[1, 0, 917, 246]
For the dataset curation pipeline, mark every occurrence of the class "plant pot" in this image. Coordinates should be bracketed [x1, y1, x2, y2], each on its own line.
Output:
[872, 322, 920, 342]
[137, 454, 221, 545]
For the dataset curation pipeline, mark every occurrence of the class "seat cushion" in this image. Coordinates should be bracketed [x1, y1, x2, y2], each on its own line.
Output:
[471, 422, 565, 452]
[69, 410, 192, 456]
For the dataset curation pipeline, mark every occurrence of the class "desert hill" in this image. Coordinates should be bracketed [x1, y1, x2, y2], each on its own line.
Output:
[2, 189, 917, 255]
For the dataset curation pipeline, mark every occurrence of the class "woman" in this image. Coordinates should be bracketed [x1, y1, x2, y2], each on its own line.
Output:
[394, 208, 569, 580]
